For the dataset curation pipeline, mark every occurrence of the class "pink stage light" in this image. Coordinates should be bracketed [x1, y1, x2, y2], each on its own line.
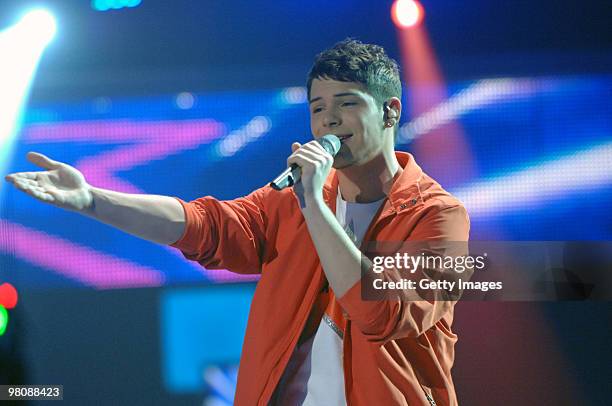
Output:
[0, 283, 18, 309]
[391, 0, 425, 29]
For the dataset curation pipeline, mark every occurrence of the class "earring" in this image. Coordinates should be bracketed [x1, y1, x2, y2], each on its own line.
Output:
[385, 120, 395, 128]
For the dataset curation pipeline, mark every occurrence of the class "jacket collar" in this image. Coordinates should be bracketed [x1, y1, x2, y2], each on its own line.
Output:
[322, 151, 424, 214]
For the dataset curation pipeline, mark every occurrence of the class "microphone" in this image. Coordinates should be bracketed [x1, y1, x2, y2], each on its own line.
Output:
[270, 134, 341, 191]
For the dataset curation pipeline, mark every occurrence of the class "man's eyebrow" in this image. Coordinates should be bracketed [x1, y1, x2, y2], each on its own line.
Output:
[308, 92, 361, 104]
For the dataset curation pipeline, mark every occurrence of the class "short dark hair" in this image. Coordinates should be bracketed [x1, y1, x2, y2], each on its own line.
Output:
[307, 38, 402, 109]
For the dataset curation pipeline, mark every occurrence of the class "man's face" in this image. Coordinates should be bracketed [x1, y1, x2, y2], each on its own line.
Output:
[309, 78, 388, 169]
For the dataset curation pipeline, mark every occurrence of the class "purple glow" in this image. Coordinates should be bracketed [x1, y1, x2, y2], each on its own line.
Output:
[23, 119, 226, 193]
[12, 118, 260, 286]
[0, 220, 164, 289]
[24, 119, 224, 143]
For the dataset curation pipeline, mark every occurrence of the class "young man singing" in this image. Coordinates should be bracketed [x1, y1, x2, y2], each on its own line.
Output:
[6, 39, 469, 405]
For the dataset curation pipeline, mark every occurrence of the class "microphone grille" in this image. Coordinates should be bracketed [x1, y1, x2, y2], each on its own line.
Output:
[318, 134, 341, 156]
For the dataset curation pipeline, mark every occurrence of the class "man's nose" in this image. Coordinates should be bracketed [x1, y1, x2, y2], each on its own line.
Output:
[323, 111, 341, 128]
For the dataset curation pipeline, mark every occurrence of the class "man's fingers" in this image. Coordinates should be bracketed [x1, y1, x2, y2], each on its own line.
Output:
[27, 152, 61, 170]
[297, 143, 333, 160]
[302, 140, 333, 157]
[13, 178, 35, 191]
[310, 141, 330, 156]
[291, 148, 322, 164]
[291, 141, 330, 156]
[5, 172, 37, 183]
[288, 140, 333, 167]
[12, 180, 32, 195]
[11, 178, 56, 203]
[287, 151, 320, 169]
[15, 178, 38, 188]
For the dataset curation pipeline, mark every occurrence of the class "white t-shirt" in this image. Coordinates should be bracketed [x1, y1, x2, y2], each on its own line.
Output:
[272, 193, 384, 405]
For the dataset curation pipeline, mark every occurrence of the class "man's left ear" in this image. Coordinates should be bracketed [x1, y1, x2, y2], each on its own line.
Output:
[383, 99, 401, 128]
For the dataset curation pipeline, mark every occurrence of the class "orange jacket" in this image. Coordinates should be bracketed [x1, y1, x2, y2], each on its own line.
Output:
[171, 152, 470, 405]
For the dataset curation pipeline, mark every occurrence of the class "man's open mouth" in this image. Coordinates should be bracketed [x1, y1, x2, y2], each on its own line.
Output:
[337, 134, 353, 142]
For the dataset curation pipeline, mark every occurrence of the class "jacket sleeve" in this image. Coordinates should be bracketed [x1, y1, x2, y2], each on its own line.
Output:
[338, 203, 470, 343]
[169, 188, 268, 274]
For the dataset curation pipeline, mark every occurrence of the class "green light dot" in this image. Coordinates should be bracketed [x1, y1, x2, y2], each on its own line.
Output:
[0, 305, 8, 336]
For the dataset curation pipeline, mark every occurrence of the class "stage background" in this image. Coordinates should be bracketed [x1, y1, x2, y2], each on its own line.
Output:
[0, 1, 611, 404]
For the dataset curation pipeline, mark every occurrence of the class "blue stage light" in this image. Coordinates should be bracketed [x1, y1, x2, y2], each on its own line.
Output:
[92, 0, 142, 12]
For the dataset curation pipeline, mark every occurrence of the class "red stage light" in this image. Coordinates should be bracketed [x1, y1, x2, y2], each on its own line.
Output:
[0, 283, 18, 309]
[391, 0, 425, 29]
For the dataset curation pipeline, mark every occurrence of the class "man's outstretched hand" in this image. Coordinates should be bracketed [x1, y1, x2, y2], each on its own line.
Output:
[4, 152, 93, 212]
